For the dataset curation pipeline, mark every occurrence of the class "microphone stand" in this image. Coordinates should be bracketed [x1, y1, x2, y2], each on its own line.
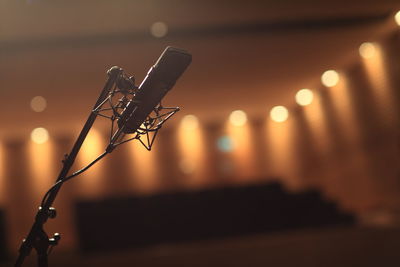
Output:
[14, 46, 187, 266]
[14, 67, 122, 267]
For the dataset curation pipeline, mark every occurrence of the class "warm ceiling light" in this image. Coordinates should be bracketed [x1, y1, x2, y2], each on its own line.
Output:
[150, 22, 168, 38]
[181, 115, 199, 130]
[295, 89, 314, 106]
[395, 11, 400, 26]
[270, 106, 289, 122]
[359, 42, 376, 59]
[229, 110, 247, 126]
[30, 96, 47, 112]
[321, 70, 339, 87]
[31, 127, 49, 144]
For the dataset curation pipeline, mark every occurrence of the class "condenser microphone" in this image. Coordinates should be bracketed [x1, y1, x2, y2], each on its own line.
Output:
[117, 46, 192, 134]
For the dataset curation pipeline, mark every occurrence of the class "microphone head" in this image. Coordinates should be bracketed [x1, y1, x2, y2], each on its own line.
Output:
[152, 47, 192, 89]
[118, 47, 192, 133]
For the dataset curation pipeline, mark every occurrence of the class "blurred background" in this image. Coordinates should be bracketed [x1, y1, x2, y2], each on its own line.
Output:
[1, 0, 400, 266]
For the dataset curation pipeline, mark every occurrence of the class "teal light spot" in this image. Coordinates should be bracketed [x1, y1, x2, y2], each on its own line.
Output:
[217, 136, 234, 152]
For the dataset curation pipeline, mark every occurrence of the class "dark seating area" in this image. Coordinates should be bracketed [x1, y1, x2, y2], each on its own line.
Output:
[75, 182, 354, 252]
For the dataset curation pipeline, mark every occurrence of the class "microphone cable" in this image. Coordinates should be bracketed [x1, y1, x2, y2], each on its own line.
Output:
[40, 150, 109, 207]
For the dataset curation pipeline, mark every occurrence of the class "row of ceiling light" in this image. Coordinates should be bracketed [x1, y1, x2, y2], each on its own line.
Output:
[182, 9, 400, 129]
[27, 41, 380, 143]
[29, 11, 400, 143]
[181, 41, 374, 128]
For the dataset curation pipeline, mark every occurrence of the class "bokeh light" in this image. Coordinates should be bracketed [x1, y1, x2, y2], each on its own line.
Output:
[150, 22, 168, 38]
[180, 115, 199, 130]
[217, 135, 235, 152]
[229, 110, 247, 126]
[30, 96, 47, 112]
[321, 70, 340, 87]
[359, 42, 376, 59]
[270, 106, 289, 122]
[30, 127, 49, 144]
[295, 89, 314, 106]
[395, 10, 400, 26]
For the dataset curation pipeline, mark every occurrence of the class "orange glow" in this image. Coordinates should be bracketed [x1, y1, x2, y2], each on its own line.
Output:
[77, 128, 106, 198]
[181, 115, 199, 130]
[361, 43, 395, 124]
[177, 117, 207, 187]
[28, 139, 55, 197]
[179, 158, 196, 175]
[266, 119, 299, 189]
[326, 74, 360, 144]
[302, 92, 330, 153]
[226, 118, 257, 180]
[127, 140, 159, 193]
[301, 75, 363, 192]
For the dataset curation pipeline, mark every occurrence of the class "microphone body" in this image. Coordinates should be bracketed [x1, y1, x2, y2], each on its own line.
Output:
[118, 47, 192, 133]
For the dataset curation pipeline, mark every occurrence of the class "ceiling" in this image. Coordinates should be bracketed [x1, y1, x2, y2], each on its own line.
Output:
[1, 0, 399, 137]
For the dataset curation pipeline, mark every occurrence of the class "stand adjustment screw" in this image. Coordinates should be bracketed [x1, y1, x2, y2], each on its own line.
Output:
[47, 207, 57, 219]
[48, 233, 61, 245]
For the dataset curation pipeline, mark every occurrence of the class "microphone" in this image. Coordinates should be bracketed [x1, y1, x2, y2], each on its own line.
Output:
[117, 46, 192, 134]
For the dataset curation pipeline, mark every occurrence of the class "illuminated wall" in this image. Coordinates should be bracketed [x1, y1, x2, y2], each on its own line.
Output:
[361, 43, 396, 126]
[1, 21, 400, 255]
[177, 115, 209, 188]
[127, 139, 160, 194]
[225, 111, 258, 182]
[76, 128, 107, 199]
[266, 117, 298, 188]
[27, 138, 55, 197]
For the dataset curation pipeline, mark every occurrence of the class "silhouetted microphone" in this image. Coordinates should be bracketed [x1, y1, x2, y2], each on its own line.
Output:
[117, 46, 192, 134]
